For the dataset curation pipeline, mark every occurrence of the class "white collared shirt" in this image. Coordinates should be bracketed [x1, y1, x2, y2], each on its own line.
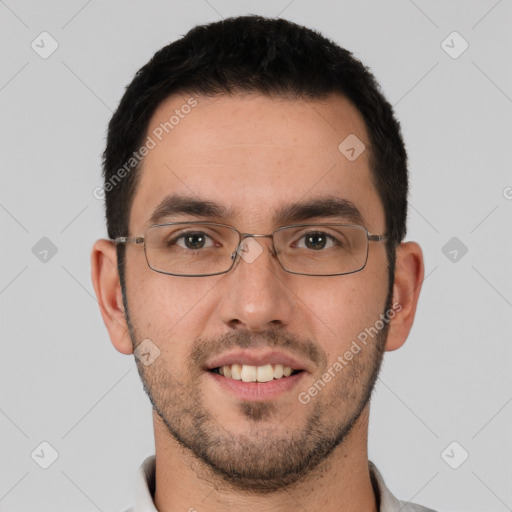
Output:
[123, 455, 437, 512]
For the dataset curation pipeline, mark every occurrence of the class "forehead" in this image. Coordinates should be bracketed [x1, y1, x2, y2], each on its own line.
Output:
[130, 93, 385, 233]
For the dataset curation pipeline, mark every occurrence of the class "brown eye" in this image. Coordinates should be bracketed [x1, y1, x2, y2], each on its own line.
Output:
[170, 231, 215, 250]
[295, 231, 337, 250]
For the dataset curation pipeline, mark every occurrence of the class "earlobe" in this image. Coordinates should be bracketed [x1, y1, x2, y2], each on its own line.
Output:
[91, 239, 134, 355]
[385, 241, 424, 352]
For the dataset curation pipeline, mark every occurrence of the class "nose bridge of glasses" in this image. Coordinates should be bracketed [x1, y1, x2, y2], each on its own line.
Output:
[231, 232, 276, 260]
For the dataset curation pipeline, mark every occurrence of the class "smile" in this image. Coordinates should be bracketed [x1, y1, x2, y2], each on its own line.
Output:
[210, 363, 302, 382]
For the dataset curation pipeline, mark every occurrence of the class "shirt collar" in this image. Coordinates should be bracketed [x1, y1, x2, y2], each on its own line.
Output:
[133, 455, 158, 512]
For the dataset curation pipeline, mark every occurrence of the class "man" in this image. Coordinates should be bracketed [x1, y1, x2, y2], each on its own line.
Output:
[91, 15, 433, 512]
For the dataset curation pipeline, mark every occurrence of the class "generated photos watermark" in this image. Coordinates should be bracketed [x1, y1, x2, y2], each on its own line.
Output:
[93, 97, 197, 200]
[298, 301, 402, 404]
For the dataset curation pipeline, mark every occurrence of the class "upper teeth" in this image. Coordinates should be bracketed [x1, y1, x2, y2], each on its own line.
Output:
[218, 364, 294, 382]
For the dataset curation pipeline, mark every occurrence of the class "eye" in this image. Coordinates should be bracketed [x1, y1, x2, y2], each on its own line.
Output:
[295, 231, 338, 250]
[171, 231, 217, 250]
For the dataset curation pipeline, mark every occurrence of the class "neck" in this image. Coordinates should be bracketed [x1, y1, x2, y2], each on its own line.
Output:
[152, 406, 378, 512]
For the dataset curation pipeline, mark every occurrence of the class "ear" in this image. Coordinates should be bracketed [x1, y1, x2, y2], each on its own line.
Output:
[91, 239, 133, 355]
[385, 241, 424, 352]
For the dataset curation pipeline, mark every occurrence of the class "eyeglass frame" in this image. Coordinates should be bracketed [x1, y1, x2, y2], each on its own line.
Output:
[114, 221, 388, 277]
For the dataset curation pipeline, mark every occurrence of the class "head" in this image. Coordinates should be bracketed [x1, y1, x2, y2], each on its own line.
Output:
[92, 15, 423, 492]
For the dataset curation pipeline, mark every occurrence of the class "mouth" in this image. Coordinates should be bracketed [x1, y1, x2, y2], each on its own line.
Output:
[204, 350, 309, 400]
[209, 363, 303, 383]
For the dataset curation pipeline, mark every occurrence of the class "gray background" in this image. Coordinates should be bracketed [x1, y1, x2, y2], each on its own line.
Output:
[1, 1, 511, 511]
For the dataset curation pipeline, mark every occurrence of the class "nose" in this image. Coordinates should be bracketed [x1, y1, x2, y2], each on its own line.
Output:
[218, 236, 294, 332]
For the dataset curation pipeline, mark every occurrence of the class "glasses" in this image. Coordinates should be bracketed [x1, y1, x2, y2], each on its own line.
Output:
[114, 222, 388, 277]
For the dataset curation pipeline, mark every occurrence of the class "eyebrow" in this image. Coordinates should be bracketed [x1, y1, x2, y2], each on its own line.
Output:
[148, 194, 365, 227]
[148, 195, 237, 225]
[273, 196, 365, 226]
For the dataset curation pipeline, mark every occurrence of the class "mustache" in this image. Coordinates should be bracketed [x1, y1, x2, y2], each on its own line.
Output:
[190, 330, 326, 369]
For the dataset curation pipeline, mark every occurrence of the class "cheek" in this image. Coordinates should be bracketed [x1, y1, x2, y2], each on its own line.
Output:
[297, 270, 389, 360]
[124, 254, 218, 340]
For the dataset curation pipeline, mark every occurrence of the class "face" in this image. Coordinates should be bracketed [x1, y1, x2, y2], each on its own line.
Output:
[123, 93, 391, 491]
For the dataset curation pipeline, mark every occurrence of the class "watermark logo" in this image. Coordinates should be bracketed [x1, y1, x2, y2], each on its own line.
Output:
[441, 441, 469, 469]
[31, 31, 59, 59]
[32, 237, 58, 263]
[338, 134, 366, 162]
[441, 31, 469, 60]
[442, 237, 468, 263]
[238, 238, 264, 264]
[134, 339, 161, 366]
[31, 441, 59, 469]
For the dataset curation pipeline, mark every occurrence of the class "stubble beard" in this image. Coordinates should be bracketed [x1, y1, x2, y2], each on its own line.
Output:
[126, 314, 389, 493]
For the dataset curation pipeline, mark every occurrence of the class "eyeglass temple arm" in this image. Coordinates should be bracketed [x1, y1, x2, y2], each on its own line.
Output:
[114, 236, 144, 245]
[368, 234, 388, 242]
